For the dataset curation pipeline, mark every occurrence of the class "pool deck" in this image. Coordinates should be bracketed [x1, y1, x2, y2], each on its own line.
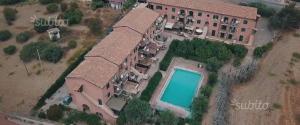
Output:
[150, 57, 208, 117]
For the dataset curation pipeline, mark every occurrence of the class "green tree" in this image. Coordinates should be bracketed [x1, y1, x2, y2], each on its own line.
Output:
[159, 110, 178, 125]
[46, 104, 63, 121]
[16, 31, 31, 43]
[34, 18, 49, 33]
[208, 72, 218, 85]
[123, 98, 152, 125]
[248, 2, 275, 17]
[3, 7, 17, 25]
[0, 30, 12, 41]
[3, 45, 17, 55]
[123, 0, 136, 10]
[64, 8, 83, 25]
[47, 3, 59, 13]
[191, 95, 208, 123]
[269, 3, 300, 29]
[60, 2, 68, 12]
[206, 57, 223, 72]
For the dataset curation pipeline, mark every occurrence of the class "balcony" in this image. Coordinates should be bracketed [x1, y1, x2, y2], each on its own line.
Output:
[178, 13, 186, 18]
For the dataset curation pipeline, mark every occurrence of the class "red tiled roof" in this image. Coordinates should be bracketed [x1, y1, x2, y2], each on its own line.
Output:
[114, 7, 160, 34]
[86, 28, 142, 65]
[68, 57, 119, 88]
[148, 0, 258, 19]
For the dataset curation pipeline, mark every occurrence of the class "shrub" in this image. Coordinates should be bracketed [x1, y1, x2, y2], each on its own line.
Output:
[3, 7, 17, 25]
[208, 72, 218, 85]
[191, 95, 208, 123]
[70, 2, 79, 9]
[0, 0, 23, 5]
[140, 72, 162, 101]
[46, 104, 63, 121]
[123, 0, 136, 10]
[0, 30, 12, 41]
[227, 44, 248, 58]
[86, 18, 103, 35]
[3, 45, 17, 55]
[64, 8, 83, 25]
[16, 31, 31, 43]
[19, 42, 63, 63]
[47, 3, 59, 13]
[200, 85, 213, 98]
[68, 40, 77, 49]
[232, 57, 242, 67]
[158, 110, 178, 125]
[123, 99, 152, 125]
[91, 0, 104, 10]
[63, 110, 102, 125]
[253, 42, 273, 58]
[38, 111, 46, 119]
[40, 45, 63, 63]
[34, 18, 49, 33]
[39, 0, 61, 5]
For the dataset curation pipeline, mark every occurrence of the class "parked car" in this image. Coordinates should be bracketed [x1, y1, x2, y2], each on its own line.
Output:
[63, 96, 72, 105]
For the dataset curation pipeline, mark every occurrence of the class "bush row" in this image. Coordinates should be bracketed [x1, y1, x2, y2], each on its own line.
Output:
[159, 39, 248, 72]
[140, 72, 163, 102]
[33, 48, 90, 110]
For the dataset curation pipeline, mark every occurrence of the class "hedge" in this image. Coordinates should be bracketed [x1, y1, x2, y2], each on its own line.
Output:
[253, 42, 273, 58]
[33, 48, 90, 110]
[140, 72, 162, 102]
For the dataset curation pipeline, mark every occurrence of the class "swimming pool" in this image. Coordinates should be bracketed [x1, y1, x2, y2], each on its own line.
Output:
[160, 68, 203, 111]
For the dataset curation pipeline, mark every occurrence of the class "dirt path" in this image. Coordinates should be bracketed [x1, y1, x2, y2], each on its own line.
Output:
[227, 31, 300, 125]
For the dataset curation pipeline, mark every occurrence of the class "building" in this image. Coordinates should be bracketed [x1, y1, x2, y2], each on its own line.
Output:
[147, 0, 259, 45]
[65, 7, 160, 124]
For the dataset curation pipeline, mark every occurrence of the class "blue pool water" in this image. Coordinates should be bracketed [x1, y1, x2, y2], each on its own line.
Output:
[160, 68, 202, 110]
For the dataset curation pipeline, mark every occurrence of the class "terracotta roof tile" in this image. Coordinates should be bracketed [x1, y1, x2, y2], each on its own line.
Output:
[148, 0, 258, 19]
[86, 28, 142, 65]
[113, 7, 160, 34]
[68, 57, 119, 88]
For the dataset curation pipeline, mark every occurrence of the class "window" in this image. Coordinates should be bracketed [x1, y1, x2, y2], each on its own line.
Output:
[172, 8, 175, 12]
[156, 5, 162, 10]
[106, 83, 110, 89]
[241, 28, 246, 32]
[172, 16, 175, 19]
[189, 11, 193, 16]
[213, 15, 219, 20]
[198, 12, 202, 16]
[165, 7, 168, 10]
[207, 14, 210, 17]
[228, 34, 233, 39]
[243, 20, 248, 24]
[197, 20, 201, 24]
[98, 99, 102, 105]
[212, 30, 216, 36]
[205, 21, 209, 25]
[107, 92, 110, 97]
[78, 85, 83, 92]
[213, 23, 217, 27]
[239, 35, 244, 41]
[220, 33, 225, 38]
[221, 25, 227, 30]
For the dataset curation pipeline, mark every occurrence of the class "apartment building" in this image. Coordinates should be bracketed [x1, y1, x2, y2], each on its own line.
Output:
[65, 8, 160, 124]
[147, 0, 259, 45]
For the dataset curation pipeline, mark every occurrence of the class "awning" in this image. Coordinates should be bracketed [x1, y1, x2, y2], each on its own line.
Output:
[196, 29, 203, 33]
[165, 22, 174, 29]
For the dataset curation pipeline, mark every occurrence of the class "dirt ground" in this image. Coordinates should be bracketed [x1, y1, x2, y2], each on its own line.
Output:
[228, 31, 300, 125]
[0, 3, 120, 115]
